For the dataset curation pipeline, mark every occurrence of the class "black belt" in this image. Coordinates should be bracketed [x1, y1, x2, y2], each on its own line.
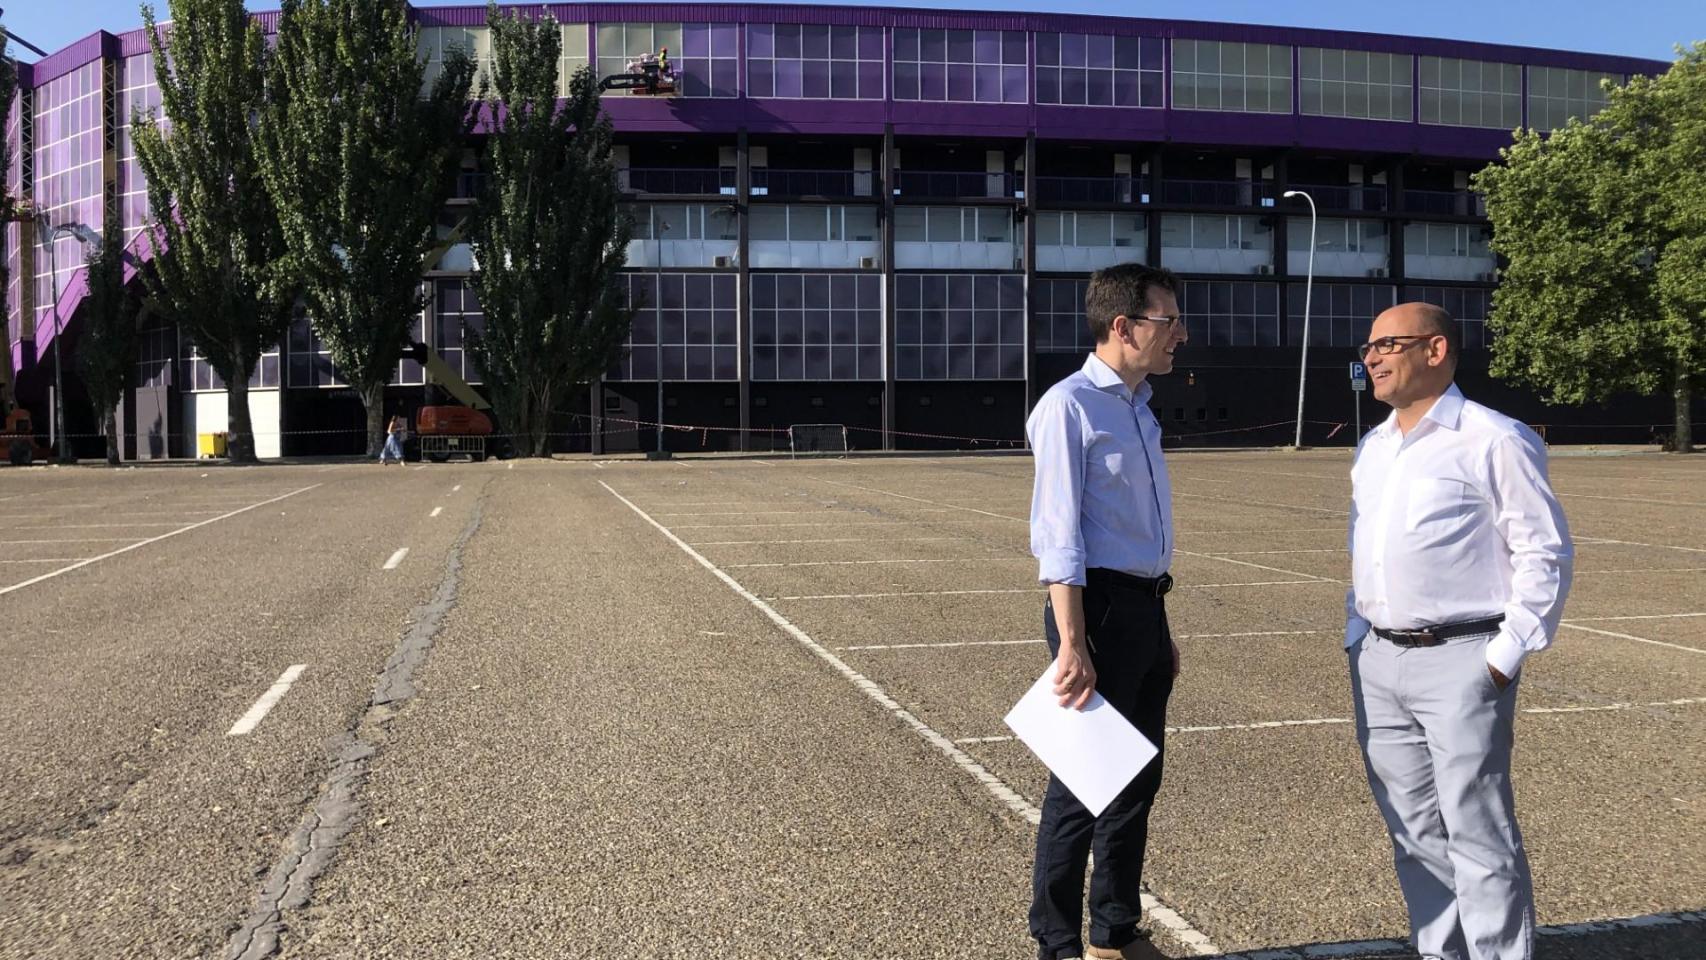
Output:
[1086, 567, 1174, 598]
[1373, 616, 1504, 648]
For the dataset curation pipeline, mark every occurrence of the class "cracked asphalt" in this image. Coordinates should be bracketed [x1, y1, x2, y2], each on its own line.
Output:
[0, 451, 1701, 959]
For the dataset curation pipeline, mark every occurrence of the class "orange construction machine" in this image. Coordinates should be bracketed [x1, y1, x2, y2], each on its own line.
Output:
[400, 341, 504, 462]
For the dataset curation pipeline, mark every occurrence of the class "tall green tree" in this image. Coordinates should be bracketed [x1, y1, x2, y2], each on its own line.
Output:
[469, 3, 631, 457]
[1475, 44, 1706, 452]
[76, 219, 143, 466]
[132, 0, 297, 463]
[258, 0, 475, 456]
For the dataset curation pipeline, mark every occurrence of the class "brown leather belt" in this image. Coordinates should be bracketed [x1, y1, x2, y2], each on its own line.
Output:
[1373, 616, 1505, 648]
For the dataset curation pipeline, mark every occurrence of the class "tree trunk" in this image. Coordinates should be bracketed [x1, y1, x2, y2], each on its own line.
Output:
[530, 393, 550, 458]
[1675, 360, 1694, 454]
[362, 381, 386, 457]
[226, 375, 259, 463]
[104, 405, 120, 466]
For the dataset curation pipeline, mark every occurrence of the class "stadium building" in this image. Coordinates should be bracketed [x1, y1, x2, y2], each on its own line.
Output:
[3, 4, 1673, 457]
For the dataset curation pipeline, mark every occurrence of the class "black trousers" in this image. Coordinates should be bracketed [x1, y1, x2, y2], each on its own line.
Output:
[1029, 577, 1174, 960]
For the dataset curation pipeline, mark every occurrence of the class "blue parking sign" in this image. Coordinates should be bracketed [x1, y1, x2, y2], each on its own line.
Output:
[1350, 361, 1366, 380]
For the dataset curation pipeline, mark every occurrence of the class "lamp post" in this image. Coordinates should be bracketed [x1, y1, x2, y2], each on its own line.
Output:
[1283, 190, 1316, 450]
[40, 219, 103, 464]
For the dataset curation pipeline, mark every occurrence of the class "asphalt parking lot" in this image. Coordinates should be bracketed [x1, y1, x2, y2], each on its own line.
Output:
[0, 450, 1700, 959]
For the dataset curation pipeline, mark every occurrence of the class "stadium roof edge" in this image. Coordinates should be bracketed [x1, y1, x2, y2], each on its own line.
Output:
[14, 4, 1670, 90]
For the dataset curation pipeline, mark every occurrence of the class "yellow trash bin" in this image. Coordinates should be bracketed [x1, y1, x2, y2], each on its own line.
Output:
[198, 432, 229, 458]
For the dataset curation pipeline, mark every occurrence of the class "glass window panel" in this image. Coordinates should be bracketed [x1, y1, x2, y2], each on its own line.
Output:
[831, 25, 857, 60]
[1198, 41, 1220, 73]
[1062, 33, 1087, 68]
[802, 24, 829, 59]
[948, 29, 975, 63]
[1004, 31, 1027, 65]
[1087, 34, 1114, 69]
[1038, 67, 1061, 104]
[1037, 32, 1060, 66]
[1062, 67, 1087, 105]
[775, 24, 802, 58]
[894, 27, 919, 63]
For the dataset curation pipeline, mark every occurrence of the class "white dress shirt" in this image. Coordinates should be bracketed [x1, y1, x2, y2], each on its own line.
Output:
[1345, 384, 1573, 677]
[1027, 354, 1174, 586]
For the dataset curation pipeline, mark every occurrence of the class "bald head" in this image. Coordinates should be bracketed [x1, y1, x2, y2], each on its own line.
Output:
[1377, 302, 1459, 369]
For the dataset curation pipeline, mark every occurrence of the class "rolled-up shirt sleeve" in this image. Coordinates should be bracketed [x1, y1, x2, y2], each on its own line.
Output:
[1028, 394, 1088, 586]
[1485, 428, 1574, 677]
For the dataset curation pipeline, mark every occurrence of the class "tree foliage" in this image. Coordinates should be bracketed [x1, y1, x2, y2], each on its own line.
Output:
[132, 0, 297, 463]
[76, 220, 143, 466]
[468, 3, 631, 458]
[258, 0, 475, 456]
[1475, 44, 1706, 451]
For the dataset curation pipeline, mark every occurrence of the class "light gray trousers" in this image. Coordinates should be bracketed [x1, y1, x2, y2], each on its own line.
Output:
[1350, 631, 1534, 960]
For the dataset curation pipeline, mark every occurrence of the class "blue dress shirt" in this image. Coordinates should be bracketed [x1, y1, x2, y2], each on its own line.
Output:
[1027, 354, 1175, 586]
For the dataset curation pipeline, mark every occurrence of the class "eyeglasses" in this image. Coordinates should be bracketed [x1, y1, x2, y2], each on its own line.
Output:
[1356, 335, 1434, 360]
[1130, 315, 1183, 331]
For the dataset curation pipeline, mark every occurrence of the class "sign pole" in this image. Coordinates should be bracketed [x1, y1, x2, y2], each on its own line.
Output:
[1349, 360, 1367, 443]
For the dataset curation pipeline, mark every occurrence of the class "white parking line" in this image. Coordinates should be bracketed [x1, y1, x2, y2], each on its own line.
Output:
[1564, 612, 1706, 623]
[730, 557, 1025, 569]
[0, 537, 148, 544]
[1178, 550, 1343, 583]
[1176, 630, 1329, 639]
[1176, 492, 1349, 517]
[656, 509, 955, 517]
[0, 486, 321, 599]
[597, 478, 1223, 956]
[0, 557, 90, 563]
[669, 520, 908, 529]
[956, 697, 1706, 743]
[10, 522, 201, 529]
[1570, 535, 1706, 555]
[227, 665, 307, 736]
[1560, 492, 1706, 508]
[1559, 622, 1705, 656]
[774, 588, 1037, 601]
[841, 639, 1036, 652]
[693, 536, 970, 546]
[1210, 908, 1706, 960]
[430, 507, 443, 518]
[383, 548, 410, 570]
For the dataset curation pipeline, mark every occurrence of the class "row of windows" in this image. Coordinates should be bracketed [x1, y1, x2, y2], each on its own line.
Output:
[124, 275, 1497, 392]
[405, 23, 1623, 128]
[619, 204, 1495, 279]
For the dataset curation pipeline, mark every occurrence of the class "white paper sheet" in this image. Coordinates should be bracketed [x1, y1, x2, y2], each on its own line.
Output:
[1003, 666, 1159, 817]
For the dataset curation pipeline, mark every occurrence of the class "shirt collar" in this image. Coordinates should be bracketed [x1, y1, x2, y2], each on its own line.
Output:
[1082, 353, 1153, 404]
[1373, 382, 1465, 439]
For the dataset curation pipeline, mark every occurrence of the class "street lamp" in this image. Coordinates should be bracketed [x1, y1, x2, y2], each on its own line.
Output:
[1282, 190, 1316, 450]
[40, 219, 103, 464]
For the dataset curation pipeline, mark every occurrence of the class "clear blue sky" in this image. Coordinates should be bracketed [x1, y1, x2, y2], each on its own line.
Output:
[5, 1, 1698, 63]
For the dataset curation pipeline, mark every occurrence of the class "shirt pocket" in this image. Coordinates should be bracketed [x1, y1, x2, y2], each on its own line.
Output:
[1405, 477, 1470, 532]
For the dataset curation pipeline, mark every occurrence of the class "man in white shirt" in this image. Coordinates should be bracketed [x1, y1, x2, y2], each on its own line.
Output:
[1346, 302, 1572, 960]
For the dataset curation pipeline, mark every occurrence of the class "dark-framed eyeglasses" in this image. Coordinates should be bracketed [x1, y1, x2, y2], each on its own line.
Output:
[1356, 335, 1434, 360]
[1130, 315, 1183, 331]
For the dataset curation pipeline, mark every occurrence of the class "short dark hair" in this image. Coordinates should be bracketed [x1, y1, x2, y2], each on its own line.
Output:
[1407, 301, 1461, 367]
[1086, 263, 1180, 343]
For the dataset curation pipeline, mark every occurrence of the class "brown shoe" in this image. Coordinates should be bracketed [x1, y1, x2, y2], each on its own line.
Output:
[1086, 936, 1170, 960]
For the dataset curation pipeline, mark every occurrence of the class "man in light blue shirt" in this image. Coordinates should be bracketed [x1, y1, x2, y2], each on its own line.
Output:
[1026, 263, 1188, 960]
